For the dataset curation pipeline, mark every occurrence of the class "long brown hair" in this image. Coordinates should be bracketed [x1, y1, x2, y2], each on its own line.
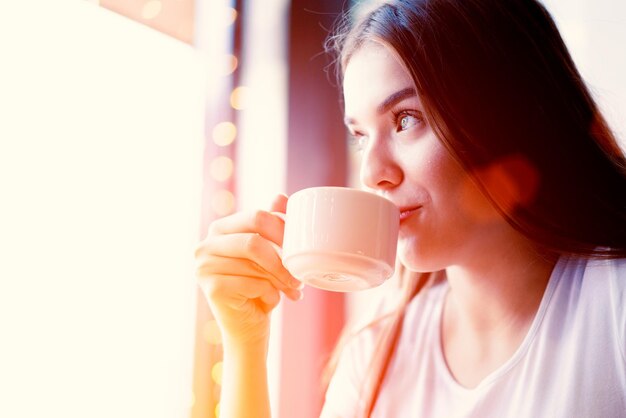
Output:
[321, 264, 437, 417]
[329, 0, 626, 257]
[324, 0, 626, 416]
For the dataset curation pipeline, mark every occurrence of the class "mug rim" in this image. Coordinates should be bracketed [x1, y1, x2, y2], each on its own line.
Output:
[289, 186, 396, 207]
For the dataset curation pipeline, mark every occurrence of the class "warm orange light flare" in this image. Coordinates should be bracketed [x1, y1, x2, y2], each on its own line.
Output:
[481, 155, 540, 212]
[462, 154, 540, 221]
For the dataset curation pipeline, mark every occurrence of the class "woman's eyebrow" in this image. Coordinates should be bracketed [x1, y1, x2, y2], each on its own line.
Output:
[344, 87, 417, 127]
[377, 87, 417, 114]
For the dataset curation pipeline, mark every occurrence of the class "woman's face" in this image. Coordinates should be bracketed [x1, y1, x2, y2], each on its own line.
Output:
[342, 42, 506, 272]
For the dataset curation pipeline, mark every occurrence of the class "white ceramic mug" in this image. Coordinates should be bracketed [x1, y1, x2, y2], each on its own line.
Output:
[282, 187, 400, 292]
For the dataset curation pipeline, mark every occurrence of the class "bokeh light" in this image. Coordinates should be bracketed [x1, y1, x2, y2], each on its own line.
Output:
[224, 7, 237, 26]
[203, 319, 223, 345]
[211, 361, 223, 385]
[210, 156, 234, 182]
[212, 122, 237, 147]
[211, 190, 235, 216]
[219, 54, 238, 76]
[230, 86, 250, 110]
[215, 402, 221, 418]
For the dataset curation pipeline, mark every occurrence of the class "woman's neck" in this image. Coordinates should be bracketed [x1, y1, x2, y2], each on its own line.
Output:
[440, 232, 557, 388]
[445, 242, 556, 333]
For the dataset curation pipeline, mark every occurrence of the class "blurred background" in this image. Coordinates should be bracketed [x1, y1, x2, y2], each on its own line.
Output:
[0, 1, 624, 417]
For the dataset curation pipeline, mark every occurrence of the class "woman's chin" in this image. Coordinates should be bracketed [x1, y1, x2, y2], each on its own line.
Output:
[398, 240, 430, 273]
[398, 239, 445, 273]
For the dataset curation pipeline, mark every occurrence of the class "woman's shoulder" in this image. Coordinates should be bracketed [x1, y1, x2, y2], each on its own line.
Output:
[581, 256, 626, 314]
[557, 255, 626, 361]
[583, 256, 626, 362]
[573, 255, 626, 288]
[551, 254, 626, 306]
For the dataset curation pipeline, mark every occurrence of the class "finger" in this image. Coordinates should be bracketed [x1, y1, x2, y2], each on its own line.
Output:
[208, 209, 285, 246]
[199, 272, 302, 302]
[195, 254, 301, 299]
[195, 256, 275, 283]
[195, 254, 294, 298]
[199, 233, 302, 290]
[269, 193, 288, 214]
[258, 288, 281, 313]
[200, 274, 272, 307]
[200, 274, 301, 305]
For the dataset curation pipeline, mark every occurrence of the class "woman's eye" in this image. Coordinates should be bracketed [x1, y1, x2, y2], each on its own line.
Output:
[394, 111, 423, 132]
[348, 132, 367, 150]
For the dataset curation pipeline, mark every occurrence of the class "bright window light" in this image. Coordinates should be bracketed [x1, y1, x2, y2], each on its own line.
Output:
[0, 2, 205, 417]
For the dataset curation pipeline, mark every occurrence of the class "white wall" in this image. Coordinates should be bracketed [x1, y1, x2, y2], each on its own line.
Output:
[542, 0, 626, 148]
[0, 2, 205, 417]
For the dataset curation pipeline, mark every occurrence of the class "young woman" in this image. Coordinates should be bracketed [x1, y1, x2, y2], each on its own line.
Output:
[194, 0, 626, 417]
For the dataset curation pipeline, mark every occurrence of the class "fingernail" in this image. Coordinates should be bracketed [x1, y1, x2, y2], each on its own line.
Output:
[290, 277, 303, 289]
[292, 289, 303, 301]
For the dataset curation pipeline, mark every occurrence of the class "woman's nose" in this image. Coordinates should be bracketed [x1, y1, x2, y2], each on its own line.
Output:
[359, 138, 403, 191]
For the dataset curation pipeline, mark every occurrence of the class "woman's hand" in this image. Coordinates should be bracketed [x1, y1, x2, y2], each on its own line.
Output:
[194, 194, 303, 346]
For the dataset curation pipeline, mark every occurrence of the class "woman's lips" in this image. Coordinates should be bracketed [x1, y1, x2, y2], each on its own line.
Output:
[399, 206, 421, 222]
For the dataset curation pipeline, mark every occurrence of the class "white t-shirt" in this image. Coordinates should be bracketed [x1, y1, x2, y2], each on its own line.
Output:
[321, 256, 626, 418]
